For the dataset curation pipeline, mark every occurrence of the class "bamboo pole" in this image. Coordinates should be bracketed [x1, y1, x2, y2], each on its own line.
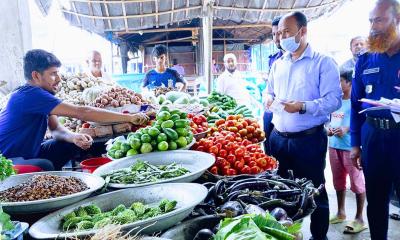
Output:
[103, 0, 112, 29]
[87, 0, 96, 26]
[71, 1, 82, 26]
[155, 0, 159, 27]
[70, 0, 155, 3]
[121, 0, 129, 32]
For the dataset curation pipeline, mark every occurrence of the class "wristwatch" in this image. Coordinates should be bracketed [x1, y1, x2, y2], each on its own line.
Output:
[299, 103, 306, 114]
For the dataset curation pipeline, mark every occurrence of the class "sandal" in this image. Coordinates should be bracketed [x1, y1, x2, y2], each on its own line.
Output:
[329, 215, 346, 224]
[343, 221, 368, 234]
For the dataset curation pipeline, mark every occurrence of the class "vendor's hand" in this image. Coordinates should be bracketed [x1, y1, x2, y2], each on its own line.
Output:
[265, 98, 274, 110]
[283, 101, 303, 113]
[350, 147, 362, 170]
[130, 112, 149, 125]
[326, 127, 334, 136]
[73, 133, 93, 150]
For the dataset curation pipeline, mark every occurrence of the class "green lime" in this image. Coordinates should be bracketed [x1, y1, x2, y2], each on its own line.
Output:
[140, 143, 153, 154]
[140, 134, 151, 143]
[126, 149, 138, 156]
[168, 141, 178, 150]
[157, 133, 168, 143]
[176, 136, 188, 148]
[175, 128, 188, 137]
[129, 138, 141, 150]
[157, 141, 169, 151]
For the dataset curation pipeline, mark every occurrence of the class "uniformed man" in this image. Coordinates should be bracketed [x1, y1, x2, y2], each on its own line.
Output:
[263, 16, 284, 154]
[350, 0, 400, 239]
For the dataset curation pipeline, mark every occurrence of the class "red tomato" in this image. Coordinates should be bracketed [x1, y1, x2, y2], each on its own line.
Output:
[251, 138, 259, 144]
[188, 113, 194, 118]
[219, 149, 228, 158]
[82, 123, 91, 128]
[196, 146, 205, 152]
[250, 166, 261, 174]
[227, 115, 236, 121]
[215, 157, 225, 167]
[210, 166, 218, 175]
[209, 146, 219, 155]
[242, 121, 249, 128]
[202, 122, 209, 127]
[215, 143, 222, 151]
[234, 160, 244, 170]
[226, 120, 236, 127]
[222, 166, 231, 175]
[256, 158, 267, 168]
[248, 161, 257, 167]
[235, 147, 245, 157]
[227, 168, 237, 176]
[225, 135, 235, 142]
[241, 165, 251, 174]
[226, 154, 236, 163]
[242, 139, 252, 146]
[243, 155, 251, 163]
[246, 126, 255, 133]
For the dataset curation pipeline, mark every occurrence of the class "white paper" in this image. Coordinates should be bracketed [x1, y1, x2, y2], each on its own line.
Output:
[392, 112, 400, 123]
[269, 99, 285, 114]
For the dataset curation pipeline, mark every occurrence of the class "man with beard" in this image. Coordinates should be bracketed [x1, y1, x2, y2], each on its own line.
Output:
[350, 0, 400, 239]
[340, 36, 367, 72]
[216, 53, 252, 106]
[0, 49, 148, 171]
[266, 11, 342, 240]
[263, 16, 284, 154]
[86, 50, 113, 83]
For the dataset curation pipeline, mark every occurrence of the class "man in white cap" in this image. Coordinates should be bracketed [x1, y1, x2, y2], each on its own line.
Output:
[216, 53, 252, 106]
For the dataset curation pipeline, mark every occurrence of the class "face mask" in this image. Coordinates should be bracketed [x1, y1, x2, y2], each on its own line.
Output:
[280, 29, 302, 53]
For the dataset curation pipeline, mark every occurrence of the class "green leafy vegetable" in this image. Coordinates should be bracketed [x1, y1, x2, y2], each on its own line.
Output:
[0, 153, 15, 181]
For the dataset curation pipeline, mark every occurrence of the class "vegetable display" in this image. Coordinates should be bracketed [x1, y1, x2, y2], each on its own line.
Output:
[91, 87, 149, 109]
[195, 172, 321, 222]
[0, 154, 15, 181]
[61, 199, 177, 231]
[207, 92, 237, 111]
[208, 104, 254, 121]
[0, 174, 88, 202]
[57, 74, 112, 105]
[101, 160, 190, 184]
[192, 130, 275, 176]
[153, 91, 207, 114]
[213, 213, 302, 240]
[107, 107, 193, 159]
[209, 116, 265, 143]
[188, 113, 209, 134]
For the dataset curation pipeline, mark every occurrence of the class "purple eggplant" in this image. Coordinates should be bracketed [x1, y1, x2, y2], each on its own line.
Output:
[270, 207, 288, 221]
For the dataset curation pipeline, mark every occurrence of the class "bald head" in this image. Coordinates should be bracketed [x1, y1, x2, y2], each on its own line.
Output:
[87, 51, 103, 74]
[278, 12, 308, 53]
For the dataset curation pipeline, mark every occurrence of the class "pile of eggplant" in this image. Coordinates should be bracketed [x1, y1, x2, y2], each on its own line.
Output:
[194, 171, 323, 221]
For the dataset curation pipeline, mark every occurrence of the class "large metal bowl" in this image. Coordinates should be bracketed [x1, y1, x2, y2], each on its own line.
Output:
[106, 138, 196, 161]
[0, 171, 105, 214]
[94, 150, 215, 188]
[29, 183, 208, 239]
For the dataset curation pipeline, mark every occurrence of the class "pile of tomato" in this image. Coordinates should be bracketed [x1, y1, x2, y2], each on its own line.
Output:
[192, 130, 277, 176]
[188, 113, 209, 134]
[209, 115, 265, 143]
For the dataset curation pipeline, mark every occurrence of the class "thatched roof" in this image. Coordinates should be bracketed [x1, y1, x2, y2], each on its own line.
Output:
[39, 0, 347, 45]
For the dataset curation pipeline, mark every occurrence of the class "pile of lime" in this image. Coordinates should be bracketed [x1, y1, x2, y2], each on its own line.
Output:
[108, 106, 194, 159]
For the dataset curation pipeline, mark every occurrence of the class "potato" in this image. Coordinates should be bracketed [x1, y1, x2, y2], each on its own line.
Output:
[111, 100, 119, 107]
[101, 98, 108, 105]
[119, 100, 126, 106]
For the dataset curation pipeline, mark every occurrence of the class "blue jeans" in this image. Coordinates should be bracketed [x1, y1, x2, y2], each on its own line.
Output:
[11, 140, 81, 171]
[263, 111, 274, 155]
[361, 122, 400, 240]
[269, 127, 329, 240]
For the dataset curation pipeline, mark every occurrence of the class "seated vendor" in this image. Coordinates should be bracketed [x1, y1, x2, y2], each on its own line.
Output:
[0, 49, 148, 171]
[142, 45, 187, 92]
[85, 50, 113, 84]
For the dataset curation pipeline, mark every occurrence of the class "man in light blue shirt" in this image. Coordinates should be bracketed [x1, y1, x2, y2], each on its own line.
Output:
[266, 12, 342, 240]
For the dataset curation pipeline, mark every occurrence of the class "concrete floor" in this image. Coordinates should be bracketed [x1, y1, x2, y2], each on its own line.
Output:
[300, 159, 400, 240]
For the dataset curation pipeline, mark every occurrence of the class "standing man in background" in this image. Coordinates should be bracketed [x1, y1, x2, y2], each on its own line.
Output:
[350, 0, 400, 239]
[266, 12, 342, 240]
[263, 16, 284, 154]
[340, 36, 367, 72]
[216, 53, 252, 107]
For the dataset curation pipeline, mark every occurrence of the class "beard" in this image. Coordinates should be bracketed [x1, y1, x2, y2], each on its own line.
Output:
[368, 23, 398, 53]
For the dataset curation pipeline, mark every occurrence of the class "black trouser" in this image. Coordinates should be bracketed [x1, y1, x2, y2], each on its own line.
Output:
[12, 140, 81, 171]
[269, 127, 329, 240]
[361, 122, 400, 240]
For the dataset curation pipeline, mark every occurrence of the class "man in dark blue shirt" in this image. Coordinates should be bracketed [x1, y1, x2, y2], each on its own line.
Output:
[142, 45, 187, 91]
[0, 49, 148, 171]
[263, 16, 284, 154]
[350, 1, 400, 239]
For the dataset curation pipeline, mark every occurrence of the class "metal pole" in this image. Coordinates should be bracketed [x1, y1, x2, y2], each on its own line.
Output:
[202, 0, 213, 93]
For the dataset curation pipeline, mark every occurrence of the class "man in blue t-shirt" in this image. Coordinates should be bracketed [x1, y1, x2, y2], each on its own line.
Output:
[142, 45, 187, 91]
[0, 49, 148, 171]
